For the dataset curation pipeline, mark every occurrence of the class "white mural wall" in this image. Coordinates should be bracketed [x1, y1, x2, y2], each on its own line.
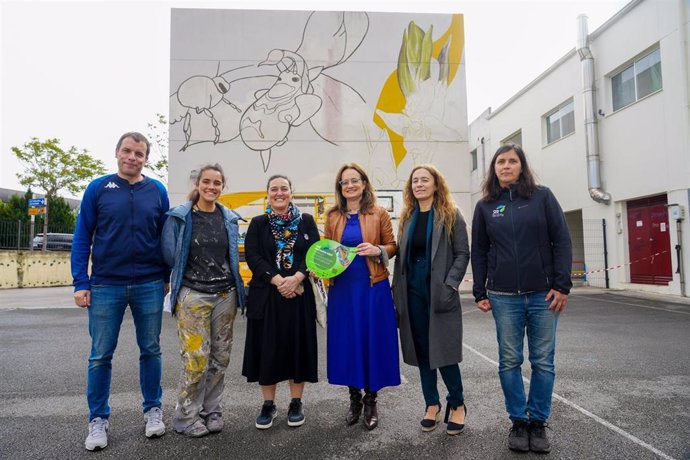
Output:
[169, 9, 469, 209]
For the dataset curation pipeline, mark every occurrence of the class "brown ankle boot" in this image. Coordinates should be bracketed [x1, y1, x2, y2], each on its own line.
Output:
[363, 390, 378, 430]
[346, 387, 363, 426]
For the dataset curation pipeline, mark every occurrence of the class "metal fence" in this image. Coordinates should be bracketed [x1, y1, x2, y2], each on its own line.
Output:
[0, 219, 75, 250]
[582, 218, 610, 288]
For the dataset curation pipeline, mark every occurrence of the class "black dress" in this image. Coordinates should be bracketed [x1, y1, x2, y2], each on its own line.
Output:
[241, 213, 320, 385]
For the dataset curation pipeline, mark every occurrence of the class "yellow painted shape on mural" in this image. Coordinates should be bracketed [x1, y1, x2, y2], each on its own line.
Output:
[218, 191, 265, 209]
[373, 74, 407, 167]
[374, 14, 465, 167]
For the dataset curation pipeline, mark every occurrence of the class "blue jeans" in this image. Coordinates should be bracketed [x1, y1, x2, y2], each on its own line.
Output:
[489, 291, 559, 422]
[87, 280, 164, 420]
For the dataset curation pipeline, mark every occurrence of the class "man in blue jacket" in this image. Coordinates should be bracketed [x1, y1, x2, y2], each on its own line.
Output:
[71, 132, 170, 451]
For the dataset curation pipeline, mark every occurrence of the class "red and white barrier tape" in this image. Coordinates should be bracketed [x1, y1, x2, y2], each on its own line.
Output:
[460, 250, 669, 282]
[571, 250, 668, 277]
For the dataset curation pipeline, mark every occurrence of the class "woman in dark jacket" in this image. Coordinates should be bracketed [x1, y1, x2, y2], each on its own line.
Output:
[471, 144, 572, 454]
[392, 164, 470, 435]
[242, 174, 320, 430]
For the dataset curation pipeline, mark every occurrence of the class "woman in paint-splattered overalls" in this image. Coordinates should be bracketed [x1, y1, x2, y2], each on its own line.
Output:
[162, 163, 247, 437]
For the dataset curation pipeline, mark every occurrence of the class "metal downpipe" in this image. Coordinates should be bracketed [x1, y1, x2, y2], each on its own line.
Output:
[577, 14, 611, 204]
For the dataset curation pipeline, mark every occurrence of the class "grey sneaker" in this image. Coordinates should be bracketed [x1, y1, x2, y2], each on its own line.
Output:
[85, 417, 109, 451]
[529, 420, 552, 453]
[176, 419, 210, 438]
[255, 401, 277, 430]
[508, 420, 530, 452]
[144, 407, 166, 438]
[287, 398, 305, 427]
[206, 413, 224, 433]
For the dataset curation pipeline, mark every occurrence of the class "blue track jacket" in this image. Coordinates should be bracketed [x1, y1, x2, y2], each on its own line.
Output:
[71, 174, 170, 291]
[471, 185, 572, 302]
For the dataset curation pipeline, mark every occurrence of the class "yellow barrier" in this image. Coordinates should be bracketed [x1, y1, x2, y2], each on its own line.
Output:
[0, 250, 72, 289]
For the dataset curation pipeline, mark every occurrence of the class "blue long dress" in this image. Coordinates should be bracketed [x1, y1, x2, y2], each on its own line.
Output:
[327, 213, 401, 392]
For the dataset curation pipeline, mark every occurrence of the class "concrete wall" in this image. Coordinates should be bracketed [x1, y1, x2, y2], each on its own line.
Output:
[0, 251, 71, 289]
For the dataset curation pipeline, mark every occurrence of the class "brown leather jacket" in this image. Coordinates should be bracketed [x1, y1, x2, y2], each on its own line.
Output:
[324, 205, 396, 285]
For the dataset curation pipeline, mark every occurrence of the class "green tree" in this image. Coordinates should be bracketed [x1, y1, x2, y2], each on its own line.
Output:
[0, 191, 31, 248]
[0, 192, 30, 221]
[145, 113, 169, 185]
[35, 196, 76, 232]
[11, 138, 106, 250]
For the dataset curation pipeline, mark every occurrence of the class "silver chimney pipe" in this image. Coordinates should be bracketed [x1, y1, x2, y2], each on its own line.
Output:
[577, 14, 611, 204]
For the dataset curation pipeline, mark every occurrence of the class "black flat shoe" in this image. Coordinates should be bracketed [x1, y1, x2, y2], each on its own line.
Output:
[445, 403, 466, 436]
[420, 403, 442, 432]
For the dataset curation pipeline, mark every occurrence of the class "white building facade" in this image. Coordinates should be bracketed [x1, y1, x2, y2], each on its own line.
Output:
[469, 0, 690, 297]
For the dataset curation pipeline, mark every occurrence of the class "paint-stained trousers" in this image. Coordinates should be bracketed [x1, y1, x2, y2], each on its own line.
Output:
[173, 286, 238, 432]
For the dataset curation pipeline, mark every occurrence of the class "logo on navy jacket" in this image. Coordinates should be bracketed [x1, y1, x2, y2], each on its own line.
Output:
[492, 204, 506, 218]
[104, 181, 119, 189]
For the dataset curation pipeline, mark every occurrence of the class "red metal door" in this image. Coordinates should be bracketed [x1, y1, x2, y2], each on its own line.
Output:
[627, 196, 672, 285]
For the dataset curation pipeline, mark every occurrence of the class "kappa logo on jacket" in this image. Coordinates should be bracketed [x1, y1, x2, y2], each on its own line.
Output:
[104, 181, 119, 189]
[492, 204, 506, 218]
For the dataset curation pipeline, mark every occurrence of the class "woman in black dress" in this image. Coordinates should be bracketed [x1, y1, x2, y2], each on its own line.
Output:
[242, 175, 320, 430]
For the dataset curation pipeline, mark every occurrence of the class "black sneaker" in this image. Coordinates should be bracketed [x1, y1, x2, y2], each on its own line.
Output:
[255, 401, 277, 430]
[287, 398, 305, 427]
[529, 420, 551, 453]
[508, 420, 530, 452]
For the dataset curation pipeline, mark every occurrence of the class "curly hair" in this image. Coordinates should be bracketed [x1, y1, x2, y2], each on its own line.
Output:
[399, 164, 457, 237]
[327, 163, 377, 216]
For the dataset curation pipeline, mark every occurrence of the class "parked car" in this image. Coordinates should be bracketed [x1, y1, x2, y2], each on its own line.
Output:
[32, 233, 73, 251]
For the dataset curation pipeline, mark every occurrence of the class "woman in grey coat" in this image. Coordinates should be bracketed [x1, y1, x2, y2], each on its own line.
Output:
[392, 164, 470, 435]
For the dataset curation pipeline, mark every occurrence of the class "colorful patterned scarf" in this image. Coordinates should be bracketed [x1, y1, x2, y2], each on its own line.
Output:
[267, 202, 301, 270]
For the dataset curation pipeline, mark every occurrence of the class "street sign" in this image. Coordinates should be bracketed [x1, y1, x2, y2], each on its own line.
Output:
[28, 207, 46, 216]
[28, 198, 46, 207]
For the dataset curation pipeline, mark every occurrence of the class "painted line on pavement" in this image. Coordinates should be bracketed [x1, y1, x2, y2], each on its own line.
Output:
[576, 295, 690, 316]
[463, 343, 677, 460]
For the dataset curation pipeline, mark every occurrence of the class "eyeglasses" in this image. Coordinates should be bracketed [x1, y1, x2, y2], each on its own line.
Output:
[339, 177, 362, 187]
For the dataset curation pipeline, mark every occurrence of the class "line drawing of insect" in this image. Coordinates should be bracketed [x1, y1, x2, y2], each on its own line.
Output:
[170, 11, 370, 171]
[170, 62, 243, 151]
[240, 49, 323, 171]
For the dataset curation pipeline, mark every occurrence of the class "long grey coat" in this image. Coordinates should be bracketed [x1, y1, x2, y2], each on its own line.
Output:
[392, 208, 470, 369]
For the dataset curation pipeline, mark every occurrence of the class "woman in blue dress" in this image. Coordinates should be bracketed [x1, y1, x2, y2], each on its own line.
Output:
[324, 163, 400, 430]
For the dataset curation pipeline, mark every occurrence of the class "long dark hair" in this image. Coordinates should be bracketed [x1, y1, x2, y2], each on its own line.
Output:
[481, 144, 537, 202]
[327, 163, 377, 215]
[187, 164, 226, 204]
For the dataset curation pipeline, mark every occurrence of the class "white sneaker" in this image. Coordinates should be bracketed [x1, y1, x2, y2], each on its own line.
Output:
[144, 407, 166, 438]
[85, 417, 109, 451]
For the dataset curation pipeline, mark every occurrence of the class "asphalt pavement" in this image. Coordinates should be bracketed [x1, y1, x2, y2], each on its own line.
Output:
[0, 287, 688, 459]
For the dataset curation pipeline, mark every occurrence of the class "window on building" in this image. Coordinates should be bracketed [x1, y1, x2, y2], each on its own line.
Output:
[612, 48, 662, 111]
[470, 148, 477, 171]
[545, 100, 575, 144]
[501, 130, 522, 147]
